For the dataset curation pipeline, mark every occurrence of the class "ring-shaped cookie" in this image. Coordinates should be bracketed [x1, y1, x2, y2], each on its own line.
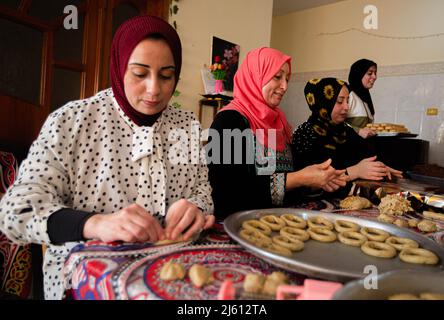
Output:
[272, 235, 304, 252]
[307, 227, 337, 243]
[338, 231, 367, 247]
[361, 241, 397, 258]
[385, 236, 419, 251]
[360, 227, 390, 242]
[307, 216, 334, 230]
[399, 248, 439, 265]
[260, 215, 286, 231]
[242, 220, 272, 235]
[280, 227, 310, 242]
[239, 228, 272, 246]
[334, 220, 360, 233]
[281, 214, 307, 229]
[257, 241, 292, 257]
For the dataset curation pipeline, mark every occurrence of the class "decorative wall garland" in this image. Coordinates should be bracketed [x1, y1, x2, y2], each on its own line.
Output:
[288, 62, 444, 83]
[318, 27, 444, 40]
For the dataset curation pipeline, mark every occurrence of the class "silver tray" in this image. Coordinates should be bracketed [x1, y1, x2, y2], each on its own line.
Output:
[224, 208, 444, 282]
[333, 270, 444, 299]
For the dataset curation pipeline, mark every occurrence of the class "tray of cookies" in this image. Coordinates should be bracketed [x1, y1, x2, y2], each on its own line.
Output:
[366, 123, 417, 137]
[224, 208, 444, 282]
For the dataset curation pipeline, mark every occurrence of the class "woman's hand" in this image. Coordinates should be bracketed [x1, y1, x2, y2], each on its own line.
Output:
[347, 156, 389, 181]
[358, 127, 376, 139]
[83, 204, 165, 243]
[165, 199, 215, 241]
[322, 175, 348, 193]
[385, 165, 403, 180]
[287, 159, 346, 191]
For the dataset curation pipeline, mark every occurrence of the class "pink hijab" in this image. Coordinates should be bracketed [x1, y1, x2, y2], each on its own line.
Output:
[222, 47, 292, 151]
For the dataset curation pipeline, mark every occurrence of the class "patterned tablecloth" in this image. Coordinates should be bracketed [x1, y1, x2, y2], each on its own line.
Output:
[63, 200, 444, 300]
[63, 224, 306, 300]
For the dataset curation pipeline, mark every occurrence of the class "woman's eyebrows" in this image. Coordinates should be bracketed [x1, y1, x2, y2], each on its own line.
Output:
[129, 62, 175, 70]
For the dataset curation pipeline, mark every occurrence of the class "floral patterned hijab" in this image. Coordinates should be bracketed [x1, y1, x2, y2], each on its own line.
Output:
[303, 77, 349, 151]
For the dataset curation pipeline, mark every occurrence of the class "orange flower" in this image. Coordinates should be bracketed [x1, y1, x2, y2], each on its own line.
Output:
[210, 59, 227, 80]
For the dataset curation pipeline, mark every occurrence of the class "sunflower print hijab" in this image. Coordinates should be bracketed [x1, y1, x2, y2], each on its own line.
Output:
[304, 77, 349, 151]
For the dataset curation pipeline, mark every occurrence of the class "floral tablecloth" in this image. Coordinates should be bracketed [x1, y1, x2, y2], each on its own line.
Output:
[63, 224, 305, 300]
[63, 200, 444, 300]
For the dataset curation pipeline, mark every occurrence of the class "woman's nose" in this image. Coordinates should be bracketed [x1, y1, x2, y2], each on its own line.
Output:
[145, 77, 161, 96]
[281, 79, 288, 91]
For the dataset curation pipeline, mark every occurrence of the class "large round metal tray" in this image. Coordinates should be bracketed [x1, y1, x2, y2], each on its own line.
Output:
[224, 208, 444, 282]
[333, 270, 444, 299]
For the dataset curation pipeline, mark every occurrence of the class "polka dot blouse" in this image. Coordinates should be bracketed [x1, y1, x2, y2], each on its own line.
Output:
[0, 88, 214, 299]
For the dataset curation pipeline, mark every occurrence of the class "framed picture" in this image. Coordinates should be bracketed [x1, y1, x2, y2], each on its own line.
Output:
[211, 36, 240, 92]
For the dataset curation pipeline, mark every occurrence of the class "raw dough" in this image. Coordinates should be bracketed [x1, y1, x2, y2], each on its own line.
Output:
[339, 196, 372, 210]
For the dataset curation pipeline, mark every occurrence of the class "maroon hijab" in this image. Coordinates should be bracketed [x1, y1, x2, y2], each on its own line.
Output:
[110, 15, 182, 126]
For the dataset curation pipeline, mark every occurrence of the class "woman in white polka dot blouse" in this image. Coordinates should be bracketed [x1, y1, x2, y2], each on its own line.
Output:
[0, 16, 214, 299]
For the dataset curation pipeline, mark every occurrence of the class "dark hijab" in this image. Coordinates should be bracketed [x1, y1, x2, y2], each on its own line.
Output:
[348, 59, 377, 115]
[303, 78, 349, 151]
[110, 15, 182, 126]
[292, 78, 374, 174]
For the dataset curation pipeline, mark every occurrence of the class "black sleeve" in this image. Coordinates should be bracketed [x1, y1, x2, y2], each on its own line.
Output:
[47, 208, 98, 244]
[206, 110, 272, 220]
[336, 127, 376, 169]
[291, 127, 354, 200]
[291, 128, 330, 171]
[325, 127, 377, 198]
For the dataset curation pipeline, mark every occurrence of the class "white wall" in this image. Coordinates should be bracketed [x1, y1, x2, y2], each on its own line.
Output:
[280, 65, 444, 165]
[171, 0, 273, 129]
[271, 0, 444, 72]
[272, 0, 444, 165]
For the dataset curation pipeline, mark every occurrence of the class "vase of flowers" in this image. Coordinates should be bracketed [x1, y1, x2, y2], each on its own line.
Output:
[209, 56, 226, 94]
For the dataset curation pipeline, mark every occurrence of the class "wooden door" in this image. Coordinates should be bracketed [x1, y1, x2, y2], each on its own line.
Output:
[0, 0, 169, 161]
